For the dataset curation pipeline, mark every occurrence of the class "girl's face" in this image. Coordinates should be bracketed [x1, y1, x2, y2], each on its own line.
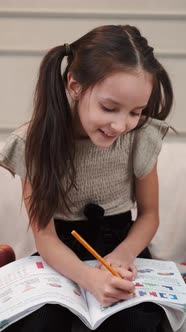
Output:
[70, 70, 153, 148]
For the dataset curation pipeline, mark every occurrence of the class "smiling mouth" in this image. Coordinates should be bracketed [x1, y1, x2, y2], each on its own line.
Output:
[99, 129, 117, 137]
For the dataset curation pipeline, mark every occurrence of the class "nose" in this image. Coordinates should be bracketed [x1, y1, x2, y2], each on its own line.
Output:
[110, 116, 127, 134]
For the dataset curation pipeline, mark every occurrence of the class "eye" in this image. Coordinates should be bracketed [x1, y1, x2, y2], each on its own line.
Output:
[100, 105, 115, 113]
[130, 111, 142, 117]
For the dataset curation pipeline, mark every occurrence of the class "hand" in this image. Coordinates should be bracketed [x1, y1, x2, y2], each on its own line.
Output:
[96, 246, 138, 280]
[86, 266, 135, 307]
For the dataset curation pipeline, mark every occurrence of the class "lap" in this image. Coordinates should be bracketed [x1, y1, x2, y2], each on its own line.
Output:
[4, 304, 73, 332]
[73, 302, 164, 332]
[5, 302, 164, 332]
[5, 210, 162, 332]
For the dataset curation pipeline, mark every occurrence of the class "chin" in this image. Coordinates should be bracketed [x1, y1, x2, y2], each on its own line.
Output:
[88, 130, 119, 148]
[91, 137, 117, 148]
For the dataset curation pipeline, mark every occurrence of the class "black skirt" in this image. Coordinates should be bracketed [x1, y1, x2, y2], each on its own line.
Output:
[54, 207, 151, 260]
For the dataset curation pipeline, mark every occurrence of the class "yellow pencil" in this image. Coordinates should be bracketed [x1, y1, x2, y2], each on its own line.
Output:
[71, 230, 122, 278]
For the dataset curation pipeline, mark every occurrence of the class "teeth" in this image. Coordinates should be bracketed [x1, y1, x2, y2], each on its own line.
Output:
[102, 131, 115, 137]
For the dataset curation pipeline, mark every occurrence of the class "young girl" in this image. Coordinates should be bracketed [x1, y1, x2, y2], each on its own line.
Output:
[0, 24, 173, 332]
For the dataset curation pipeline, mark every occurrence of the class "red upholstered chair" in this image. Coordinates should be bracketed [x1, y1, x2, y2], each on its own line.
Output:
[0, 244, 16, 267]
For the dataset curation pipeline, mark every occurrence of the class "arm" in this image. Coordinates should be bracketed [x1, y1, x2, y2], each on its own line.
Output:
[97, 164, 159, 276]
[22, 179, 134, 306]
[121, 162, 159, 257]
[22, 179, 93, 286]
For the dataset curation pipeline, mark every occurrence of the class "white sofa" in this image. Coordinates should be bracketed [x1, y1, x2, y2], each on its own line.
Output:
[0, 138, 186, 332]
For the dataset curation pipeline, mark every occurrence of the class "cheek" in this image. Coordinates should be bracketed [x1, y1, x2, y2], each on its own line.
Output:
[78, 101, 89, 125]
[128, 117, 141, 130]
[83, 109, 104, 127]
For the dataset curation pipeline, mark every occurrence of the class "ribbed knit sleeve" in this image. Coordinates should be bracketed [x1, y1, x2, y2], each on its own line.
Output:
[0, 125, 28, 179]
[132, 118, 169, 178]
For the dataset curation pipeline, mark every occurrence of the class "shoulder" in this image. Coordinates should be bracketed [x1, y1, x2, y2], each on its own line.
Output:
[131, 118, 169, 178]
[133, 118, 169, 142]
[0, 123, 29, 177]
[2, 123, 29, 154]
[8, 123, 29, 142]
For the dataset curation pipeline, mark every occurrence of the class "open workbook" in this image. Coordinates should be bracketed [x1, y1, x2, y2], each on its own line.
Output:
[0, 256, 185, 331]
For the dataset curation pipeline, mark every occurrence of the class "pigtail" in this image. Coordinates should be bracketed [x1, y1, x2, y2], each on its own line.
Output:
[156, 65, 173, 120]
[25, 45, 76, 229]
[143, 63, 173, 122]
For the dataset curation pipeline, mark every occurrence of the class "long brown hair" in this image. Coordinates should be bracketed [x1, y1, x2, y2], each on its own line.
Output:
[25, 25, 173, 229]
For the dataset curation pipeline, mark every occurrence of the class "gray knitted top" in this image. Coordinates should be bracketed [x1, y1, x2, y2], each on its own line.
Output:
[0, 118, 168, 220]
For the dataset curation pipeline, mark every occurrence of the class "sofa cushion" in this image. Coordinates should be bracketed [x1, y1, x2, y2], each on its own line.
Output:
[149, 139, 186, 263]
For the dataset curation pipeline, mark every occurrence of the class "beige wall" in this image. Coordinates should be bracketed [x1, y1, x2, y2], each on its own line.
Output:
[0, 0, 186, 141]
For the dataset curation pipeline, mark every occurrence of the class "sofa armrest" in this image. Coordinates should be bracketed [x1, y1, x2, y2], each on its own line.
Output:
[0, 244, 15, 267]
[0, 166, 36, 259]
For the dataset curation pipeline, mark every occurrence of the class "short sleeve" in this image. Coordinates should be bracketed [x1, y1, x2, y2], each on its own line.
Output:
[132, 118, 169, 178]
[0, 125, 28, 179]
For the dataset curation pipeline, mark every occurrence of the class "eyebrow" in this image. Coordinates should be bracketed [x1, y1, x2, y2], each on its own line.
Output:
[101, 97, 121, 106]
[101, 97, 147, 109]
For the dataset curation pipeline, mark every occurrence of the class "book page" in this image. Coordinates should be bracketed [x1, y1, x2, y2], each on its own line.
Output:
[0, 256, 90, 330]
[85, 258, 186, 331]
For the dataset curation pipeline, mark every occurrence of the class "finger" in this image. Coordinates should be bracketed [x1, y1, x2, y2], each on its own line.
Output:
[110, 289, 133, 301]
[114, 267, 133, 280]
[113, 278, 135, 294]
[100, 297, 120, 307]
[95, 262, 110, 271]
[101, 288, 133, 306]
[101, 290, 132, 306]
[128, 264, 138, 280]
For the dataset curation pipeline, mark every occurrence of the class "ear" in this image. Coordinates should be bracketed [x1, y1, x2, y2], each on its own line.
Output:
[67, 72, 82, 100]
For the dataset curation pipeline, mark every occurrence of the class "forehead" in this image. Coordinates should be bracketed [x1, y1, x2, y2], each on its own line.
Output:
[92, 70, 153, 107]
